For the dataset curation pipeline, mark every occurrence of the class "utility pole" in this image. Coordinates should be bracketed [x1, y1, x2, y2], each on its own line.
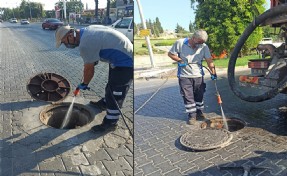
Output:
[135, 0, 155, 68]
[28, 0, 32, 21]
[63, 0, 67, 24]
[95, 0, 99, 22]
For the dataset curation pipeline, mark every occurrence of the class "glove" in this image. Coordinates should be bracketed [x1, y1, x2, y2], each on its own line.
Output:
[77, 83, 90, 90]
[178, 61, 188, 67]
[211, 74, 217, 80]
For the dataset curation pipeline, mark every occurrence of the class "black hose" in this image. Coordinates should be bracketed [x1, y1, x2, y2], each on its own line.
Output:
[107, 85, 133, 137]
[228, 4, 287, 102]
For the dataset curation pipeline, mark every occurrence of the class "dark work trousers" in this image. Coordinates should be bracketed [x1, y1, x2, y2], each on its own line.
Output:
[178, 77, 206, 118]
[104, 65, 133, 124]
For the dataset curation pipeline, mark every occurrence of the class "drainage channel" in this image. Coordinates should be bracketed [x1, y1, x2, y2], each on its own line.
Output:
[180, 117, 246, 151]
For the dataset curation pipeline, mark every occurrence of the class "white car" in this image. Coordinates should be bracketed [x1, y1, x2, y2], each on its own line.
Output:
[110, 17, 133, 42]
[259, 38, 273, 44]
[10, 18, 17, 23]
[21, 19, 30, 25]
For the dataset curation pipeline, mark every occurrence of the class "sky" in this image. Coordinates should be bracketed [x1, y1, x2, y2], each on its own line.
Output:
[134, 0, 195, 31]
[0, 0, 106, 10]
[134, 0, 271, 32]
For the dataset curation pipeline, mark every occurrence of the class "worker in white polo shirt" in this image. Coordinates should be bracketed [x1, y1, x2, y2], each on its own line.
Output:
[168, 29, 217, 125]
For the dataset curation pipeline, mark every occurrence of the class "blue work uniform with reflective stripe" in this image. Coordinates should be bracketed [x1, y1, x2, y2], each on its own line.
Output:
[79, 26, 133, 67]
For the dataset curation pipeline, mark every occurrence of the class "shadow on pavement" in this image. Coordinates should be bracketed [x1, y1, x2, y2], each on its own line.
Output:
[183, 151, 287, 176]
[1, 100, 49, 111]
[1, 126, 110, 175]
[135, 77, 287, 135]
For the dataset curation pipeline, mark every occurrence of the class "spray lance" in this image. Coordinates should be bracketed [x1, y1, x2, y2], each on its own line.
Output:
[201, 65, 229, 130]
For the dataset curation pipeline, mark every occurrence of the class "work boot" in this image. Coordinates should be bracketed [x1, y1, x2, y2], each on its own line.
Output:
[196, 110, 206, 121]
[89, 98, 106, 110]
[187, 114, 197, 125]
[91, 118, 118, 133]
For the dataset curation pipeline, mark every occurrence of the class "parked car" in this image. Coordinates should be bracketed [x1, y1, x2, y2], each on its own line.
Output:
[20, 19, 29, 25]
[42, 18, 63, 30]
[110, 17, 133, 42]
[10, 18, 17, 23]
[90, 18, 102, 24]
[259, 38, 273, 44]
[0, 19, 3, 23]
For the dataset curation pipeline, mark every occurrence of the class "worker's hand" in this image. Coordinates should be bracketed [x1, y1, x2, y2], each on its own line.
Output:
[211, 74, 217, 80]
[77, 83, 90, 90]
[178, 60, 188, 67]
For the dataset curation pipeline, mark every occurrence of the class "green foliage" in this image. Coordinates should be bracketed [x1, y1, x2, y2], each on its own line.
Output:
[189, 21, 196, 33]
[1, 0, 44, 20]
[154, 41, 176, 46]
[141, 17, 164, 37]
[201, 55, 259, 68]
[155, 17, 164, 33]
[191, 0, 265, 56]
[56, 0, 84, 17]
[175, 23, 188, 33]
[135, 39, 177, 55]
[134, 23, 138, 36]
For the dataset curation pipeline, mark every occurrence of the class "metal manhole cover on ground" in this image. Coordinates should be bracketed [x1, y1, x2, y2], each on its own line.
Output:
[27, 73, 71, 102]
[180, 128, 233, 151]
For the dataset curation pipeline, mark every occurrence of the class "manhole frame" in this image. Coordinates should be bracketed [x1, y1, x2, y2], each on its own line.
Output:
[39, 102, 95, 130]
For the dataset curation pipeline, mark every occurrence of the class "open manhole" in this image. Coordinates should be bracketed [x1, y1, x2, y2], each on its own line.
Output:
[180, 128, 233, 151]
[40, 103, 94, 129]
[201, 117, 246, 132]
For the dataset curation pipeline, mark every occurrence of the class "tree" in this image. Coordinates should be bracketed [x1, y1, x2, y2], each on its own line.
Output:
[134, 23, 138, 36]
[189, 21, 195, 33]
[110, 0, 116, 8]
[175, 23, 187, 33]
[19, 0, 44, 19]
[56, 0, 83, 20]
[155, 17, 163, 33]
[190, 0, 265, 56]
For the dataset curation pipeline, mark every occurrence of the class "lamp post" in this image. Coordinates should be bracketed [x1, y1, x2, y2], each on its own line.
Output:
[59, 0, 67, 24]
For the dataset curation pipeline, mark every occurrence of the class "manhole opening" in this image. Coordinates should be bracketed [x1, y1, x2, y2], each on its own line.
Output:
[201, 118, 246, 132]
[40, 103, 94, 129]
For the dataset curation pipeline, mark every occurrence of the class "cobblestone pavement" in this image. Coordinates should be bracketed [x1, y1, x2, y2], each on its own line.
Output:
[134, 72, 287, 175]
[0, 22, 133, 175]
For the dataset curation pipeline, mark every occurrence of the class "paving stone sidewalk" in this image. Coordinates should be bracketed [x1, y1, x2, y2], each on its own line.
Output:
[0, 23, 133, 176]
[134, 73, 287, 176]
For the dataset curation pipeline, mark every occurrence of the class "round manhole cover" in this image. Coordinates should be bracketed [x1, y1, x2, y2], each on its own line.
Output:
[27, 73, 71, 102]
[201, 117, 246, 132]
[180, 128, 233, 151]
[40, 103, 94, 129]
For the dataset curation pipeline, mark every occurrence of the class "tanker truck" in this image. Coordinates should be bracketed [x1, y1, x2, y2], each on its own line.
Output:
[228, 1, 287, 102]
